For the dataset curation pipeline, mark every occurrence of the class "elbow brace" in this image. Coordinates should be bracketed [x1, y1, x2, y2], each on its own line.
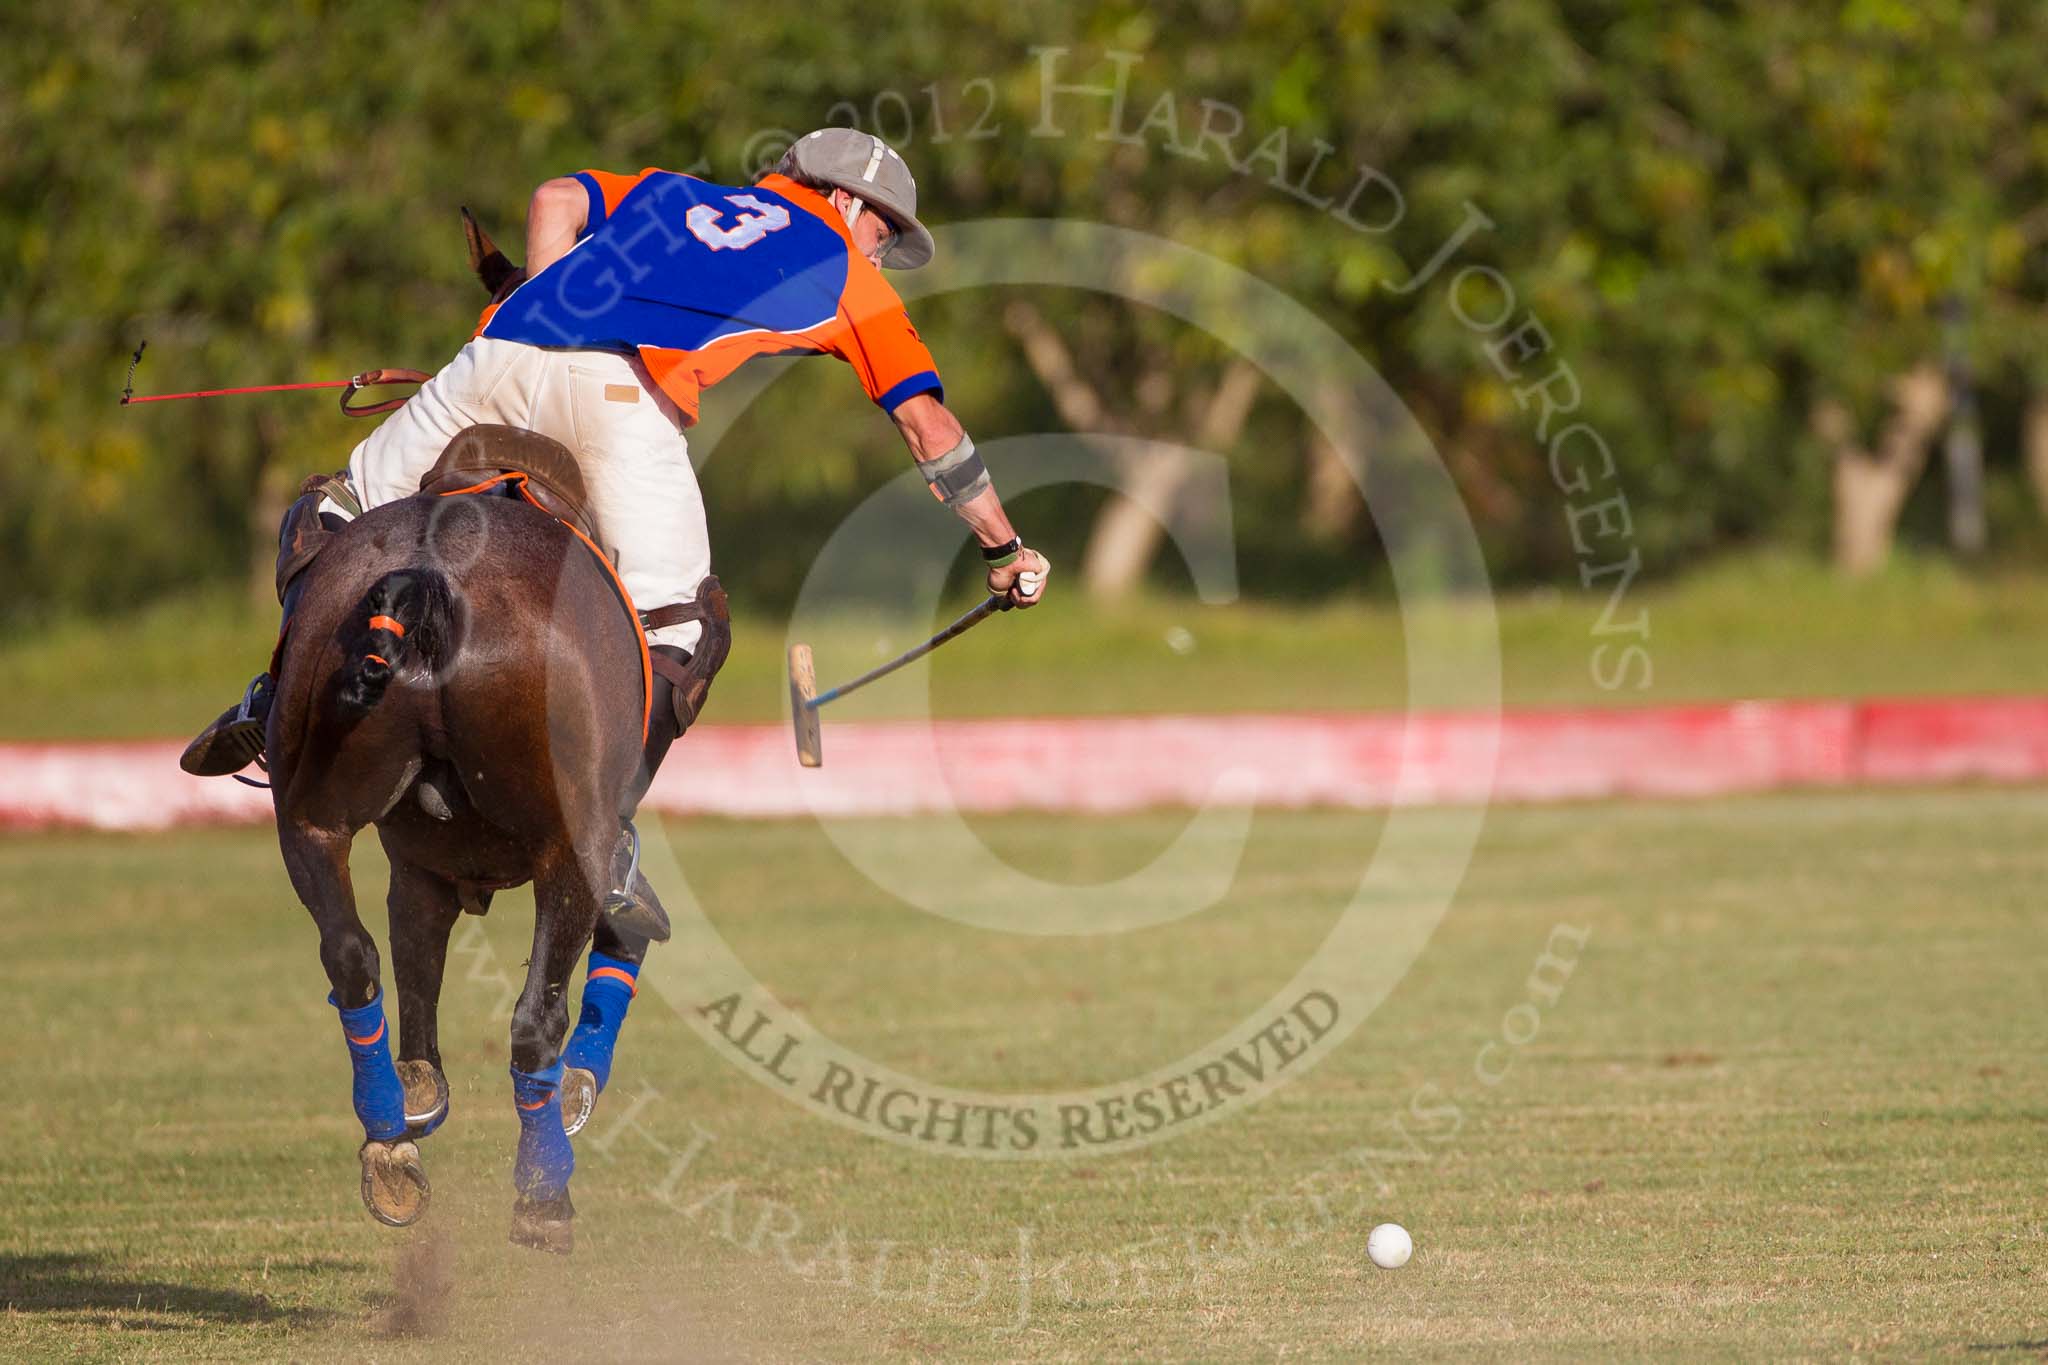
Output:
[920, 435, 992, 507]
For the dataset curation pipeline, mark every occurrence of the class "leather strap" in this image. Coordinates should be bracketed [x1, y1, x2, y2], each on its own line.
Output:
[340, 368, 432, 418]
[297, 470, 362, 518]
[649, 650, 694, 690]
[640, 579, 729, 633]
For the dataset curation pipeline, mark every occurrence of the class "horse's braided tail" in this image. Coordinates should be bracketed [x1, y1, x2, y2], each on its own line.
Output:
[337, 569, 455, 717]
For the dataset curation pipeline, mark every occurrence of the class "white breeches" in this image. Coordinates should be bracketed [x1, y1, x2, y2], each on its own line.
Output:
[332, 337, 710, 651]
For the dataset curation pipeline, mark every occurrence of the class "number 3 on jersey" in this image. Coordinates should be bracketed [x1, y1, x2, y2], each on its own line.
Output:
[686, 193, 792, 251]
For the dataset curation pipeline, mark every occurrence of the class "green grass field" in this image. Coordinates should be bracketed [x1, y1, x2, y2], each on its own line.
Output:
[5, 789, 2044, 1360]
[6, 553, 2048, 739]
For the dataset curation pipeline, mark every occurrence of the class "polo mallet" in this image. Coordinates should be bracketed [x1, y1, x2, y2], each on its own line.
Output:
[788, 594, 1012, 767]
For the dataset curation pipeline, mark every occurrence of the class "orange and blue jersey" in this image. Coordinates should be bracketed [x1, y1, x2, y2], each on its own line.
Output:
[480, 169, 942, 425]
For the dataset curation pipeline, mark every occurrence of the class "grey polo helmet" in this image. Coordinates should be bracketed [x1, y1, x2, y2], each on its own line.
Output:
[782, 128, 935, 270]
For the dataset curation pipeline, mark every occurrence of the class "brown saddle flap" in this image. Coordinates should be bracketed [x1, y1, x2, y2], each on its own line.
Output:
[417, 424, 602, 547]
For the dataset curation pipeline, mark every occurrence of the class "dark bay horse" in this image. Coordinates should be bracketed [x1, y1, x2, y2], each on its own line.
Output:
[269, 472, 656, 1252]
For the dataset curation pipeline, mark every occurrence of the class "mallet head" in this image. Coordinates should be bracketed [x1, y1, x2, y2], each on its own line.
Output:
[788, 643, 822, 767]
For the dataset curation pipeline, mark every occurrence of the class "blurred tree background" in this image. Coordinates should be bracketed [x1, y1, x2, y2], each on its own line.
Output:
[5, 0, 2045, 632]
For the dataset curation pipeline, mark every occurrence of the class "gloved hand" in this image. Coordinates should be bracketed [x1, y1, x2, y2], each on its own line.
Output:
[988, 546, 1050, 608]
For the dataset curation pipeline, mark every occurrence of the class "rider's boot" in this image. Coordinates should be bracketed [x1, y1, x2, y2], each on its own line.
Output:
[179, 671, 278, 777]
[180, 568, 311, 777]
[598, 644, 689, 943]
[180, 475, 352, 779]
[600, 581, 731, 942]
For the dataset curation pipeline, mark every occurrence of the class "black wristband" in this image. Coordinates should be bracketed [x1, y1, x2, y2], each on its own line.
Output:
[980, 536, 1023, 565]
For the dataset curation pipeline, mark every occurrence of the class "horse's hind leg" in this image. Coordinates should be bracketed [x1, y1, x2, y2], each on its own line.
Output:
[385, 854, 461, 1139]
[506, 842, 603, 1254]
[559, 916, 650, 1137]
[277, 822, 429, 1227]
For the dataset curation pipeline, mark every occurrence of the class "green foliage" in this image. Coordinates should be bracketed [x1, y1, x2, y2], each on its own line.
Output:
[7, 2, 2046, 626]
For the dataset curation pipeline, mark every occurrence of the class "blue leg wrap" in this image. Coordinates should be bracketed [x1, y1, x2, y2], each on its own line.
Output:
[512, 1062, 574, 1200]
[561, 952, 640, 1093]
[331, 990, 406, 1143]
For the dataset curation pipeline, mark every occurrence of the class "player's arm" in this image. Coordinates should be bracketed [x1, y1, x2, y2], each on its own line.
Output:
[891, 393, 1050, 607]
[525, 177, 591, 275]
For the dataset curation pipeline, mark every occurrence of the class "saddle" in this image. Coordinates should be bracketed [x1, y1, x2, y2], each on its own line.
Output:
[416, 423, 604, 547]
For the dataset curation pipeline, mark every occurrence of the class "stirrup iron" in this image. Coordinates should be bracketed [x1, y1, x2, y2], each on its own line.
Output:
[600, 821, 670, 942]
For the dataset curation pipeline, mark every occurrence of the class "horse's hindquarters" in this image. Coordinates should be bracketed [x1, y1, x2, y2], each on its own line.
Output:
[269, 493, 645, 844]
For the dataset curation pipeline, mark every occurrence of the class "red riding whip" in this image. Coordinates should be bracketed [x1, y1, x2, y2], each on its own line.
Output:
[118, 341, 430, 417]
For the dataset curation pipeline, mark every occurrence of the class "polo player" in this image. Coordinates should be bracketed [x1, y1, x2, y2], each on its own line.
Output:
[181, 129, 1050, 896]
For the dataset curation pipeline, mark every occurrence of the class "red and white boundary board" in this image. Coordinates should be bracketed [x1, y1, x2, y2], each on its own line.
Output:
[4, 696, 2045, 832]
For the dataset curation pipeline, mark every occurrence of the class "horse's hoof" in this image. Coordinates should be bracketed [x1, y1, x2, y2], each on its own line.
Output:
[397, 1060, 450, 1139]
[560, 1066, 597, 1137]
[360, 1139, 431, 1227]
[509, 1192, 574, 1255]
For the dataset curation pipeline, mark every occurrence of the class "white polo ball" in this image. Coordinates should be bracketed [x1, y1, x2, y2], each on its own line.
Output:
[1367, 1222, 1412, 1269]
